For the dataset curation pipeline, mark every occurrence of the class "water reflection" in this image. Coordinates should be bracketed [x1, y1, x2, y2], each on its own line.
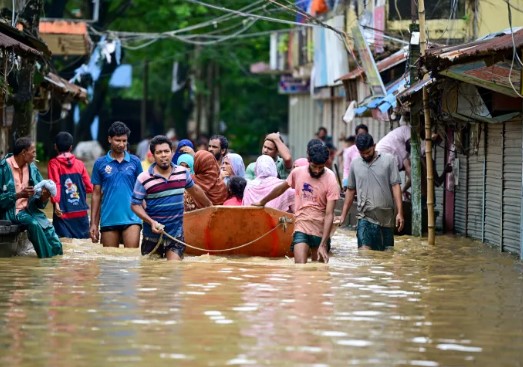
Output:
[0, 230, 523, 366]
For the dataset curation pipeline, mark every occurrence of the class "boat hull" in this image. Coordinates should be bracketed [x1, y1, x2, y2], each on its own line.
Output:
[183, 206, 294, 257]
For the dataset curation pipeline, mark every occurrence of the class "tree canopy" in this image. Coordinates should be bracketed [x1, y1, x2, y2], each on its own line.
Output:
[82, 0, 291, 154]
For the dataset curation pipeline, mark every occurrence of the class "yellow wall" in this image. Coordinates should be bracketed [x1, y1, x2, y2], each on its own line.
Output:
[478, 0, 523, 38]
[382, 0, 523, 43]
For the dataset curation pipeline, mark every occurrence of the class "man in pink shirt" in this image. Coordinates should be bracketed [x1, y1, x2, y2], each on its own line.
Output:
[343, 124, 369, 188]
[252, 142, 340, 264]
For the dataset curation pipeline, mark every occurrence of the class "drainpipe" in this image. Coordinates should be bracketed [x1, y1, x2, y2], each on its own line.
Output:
[92, 0, 100, 23]
[481, 123, 487, 243]
[472, 0, 479, 40]
[520, 105, 523, 259]
[481, 156, 486, 243]
[500, 123, 504, 252]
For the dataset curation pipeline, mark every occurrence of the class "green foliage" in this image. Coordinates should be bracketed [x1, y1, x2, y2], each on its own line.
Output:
[107, 0, 290, 154]
[36, 142, 47, 161]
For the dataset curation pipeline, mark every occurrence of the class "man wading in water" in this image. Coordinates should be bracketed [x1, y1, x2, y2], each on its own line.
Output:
[131, 135, 211, 260]
[252, 142, 339, 264]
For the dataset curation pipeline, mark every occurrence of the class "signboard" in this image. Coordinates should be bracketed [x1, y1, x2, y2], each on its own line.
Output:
[352, 25, 386, 97]
[373, 0, 386, 53]
[278, 75, 310, 94]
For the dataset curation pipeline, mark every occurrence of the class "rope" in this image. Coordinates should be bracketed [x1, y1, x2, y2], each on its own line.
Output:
[146, 216, 292, 257]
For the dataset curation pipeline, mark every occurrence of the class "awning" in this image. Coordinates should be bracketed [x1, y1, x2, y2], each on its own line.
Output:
[43, 73, 87, 101]
[354, 76, 408, 115]
[0, 28, 42, 57]
[396, 77, 435, 101]
[0, 22, 50, 58]
[439, 60, 521, 98]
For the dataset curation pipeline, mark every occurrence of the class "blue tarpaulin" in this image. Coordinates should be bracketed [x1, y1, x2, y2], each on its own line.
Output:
[355, 76, 408, 115]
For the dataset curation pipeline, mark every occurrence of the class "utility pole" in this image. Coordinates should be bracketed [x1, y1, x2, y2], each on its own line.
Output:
[409, 5, 423, 237]
[418, 0, 435, 245]
[140, 60, 149, 139]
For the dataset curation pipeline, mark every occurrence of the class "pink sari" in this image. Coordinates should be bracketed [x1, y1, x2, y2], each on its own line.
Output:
[242, 155, 295, 212]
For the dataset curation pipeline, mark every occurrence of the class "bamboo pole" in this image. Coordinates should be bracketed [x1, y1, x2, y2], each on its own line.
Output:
[418, 0, 435, 245]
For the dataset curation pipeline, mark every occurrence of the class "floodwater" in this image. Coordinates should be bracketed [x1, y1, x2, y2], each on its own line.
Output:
[1, 229, 523, 367]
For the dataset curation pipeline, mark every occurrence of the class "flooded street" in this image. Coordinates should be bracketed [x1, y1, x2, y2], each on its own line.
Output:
[1, 229, 523, 366]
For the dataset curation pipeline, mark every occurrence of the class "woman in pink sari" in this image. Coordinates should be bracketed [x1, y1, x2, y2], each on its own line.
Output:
[243, 155, 295, 212]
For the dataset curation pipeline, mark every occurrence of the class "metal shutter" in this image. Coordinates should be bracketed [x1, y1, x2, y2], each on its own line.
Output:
[454, 147, 468, 235]
[433, 143, 445, 231]
[288, 95, 321, 159]
[484, 123, 503, 246]
[466, 124, 486, 240]
[502, 120, 521, 255]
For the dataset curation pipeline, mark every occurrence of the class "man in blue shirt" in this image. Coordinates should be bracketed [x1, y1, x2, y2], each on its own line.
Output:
[131, 135, 211, 260]
[90, 121, 143, 248]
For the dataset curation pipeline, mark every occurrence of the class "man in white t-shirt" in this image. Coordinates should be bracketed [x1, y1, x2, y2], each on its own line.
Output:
[252, 141, 340, 264]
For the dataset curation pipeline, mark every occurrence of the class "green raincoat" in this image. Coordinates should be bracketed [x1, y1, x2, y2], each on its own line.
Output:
[0, 154, 62, 258]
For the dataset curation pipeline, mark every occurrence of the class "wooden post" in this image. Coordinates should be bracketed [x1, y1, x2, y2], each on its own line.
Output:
[409, 22, 423, 237]
[419, 0, 435, 245]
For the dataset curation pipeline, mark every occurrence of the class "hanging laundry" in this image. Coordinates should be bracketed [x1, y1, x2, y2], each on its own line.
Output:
[310, 0, 328, 15]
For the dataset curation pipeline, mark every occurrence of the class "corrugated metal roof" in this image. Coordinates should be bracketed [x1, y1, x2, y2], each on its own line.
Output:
[44, 73, 87, 101]
[0, 31, 41, 57]
[397, 77, 435, 101]
[335, 48, 407, 81]
[355, 75, 408, 115]
[426, 29, 523, 65]
[439, 60, 521, 98]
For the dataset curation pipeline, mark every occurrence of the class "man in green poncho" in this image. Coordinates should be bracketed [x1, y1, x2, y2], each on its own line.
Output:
[0, 137, 63, 258]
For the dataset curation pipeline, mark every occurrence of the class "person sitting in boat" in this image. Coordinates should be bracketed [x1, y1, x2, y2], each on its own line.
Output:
[223, 176, 247, 206]
[185, 150, 228, 211]
[177, 153, 195, 174]
[251, 142, 340, 264]
[243, 155, 295, 213]
[245, 132, 293, 180]
[293, 158, 309, 169]
[131, 135, 211, 260]
[172, 139, 194, 165]
[220, 153, 245, 186]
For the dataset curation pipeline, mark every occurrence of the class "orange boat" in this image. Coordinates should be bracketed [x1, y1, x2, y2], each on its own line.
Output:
[183, 206, 294, 257]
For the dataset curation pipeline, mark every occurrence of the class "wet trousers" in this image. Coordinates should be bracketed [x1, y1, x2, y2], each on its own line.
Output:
[16, 211, 63, 258]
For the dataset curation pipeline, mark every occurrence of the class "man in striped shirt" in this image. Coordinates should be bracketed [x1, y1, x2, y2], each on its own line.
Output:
[131, 135, 211, 260]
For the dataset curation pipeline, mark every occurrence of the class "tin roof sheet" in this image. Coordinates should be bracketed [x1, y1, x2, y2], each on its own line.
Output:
[426, 29, 523, 66]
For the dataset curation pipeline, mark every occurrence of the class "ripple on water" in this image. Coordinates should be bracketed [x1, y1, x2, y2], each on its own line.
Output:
[1, 231, 523, 366]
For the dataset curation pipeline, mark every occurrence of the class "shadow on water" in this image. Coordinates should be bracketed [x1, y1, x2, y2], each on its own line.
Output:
[1, 229, 523, 366]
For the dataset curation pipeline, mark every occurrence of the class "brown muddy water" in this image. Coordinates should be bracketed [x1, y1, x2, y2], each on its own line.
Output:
[1, 229, 523, 367]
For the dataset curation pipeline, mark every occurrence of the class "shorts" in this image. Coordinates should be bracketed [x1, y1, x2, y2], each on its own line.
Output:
[100, 223, 142, 232]
[53, 215, 90, 239]
[356, 219, 394, 251]
[291, 231, 331, 252]
[141, 236, 186, 258]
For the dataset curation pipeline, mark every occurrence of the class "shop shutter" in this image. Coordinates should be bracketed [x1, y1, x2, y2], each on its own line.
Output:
[288, 95, 321, 159]
[502, 120, 521, 255]
[434, 143, 445, 231]
[484, 123, 503, 246]
[466, 124, 486, 241]
[453, 149, 468, 235]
